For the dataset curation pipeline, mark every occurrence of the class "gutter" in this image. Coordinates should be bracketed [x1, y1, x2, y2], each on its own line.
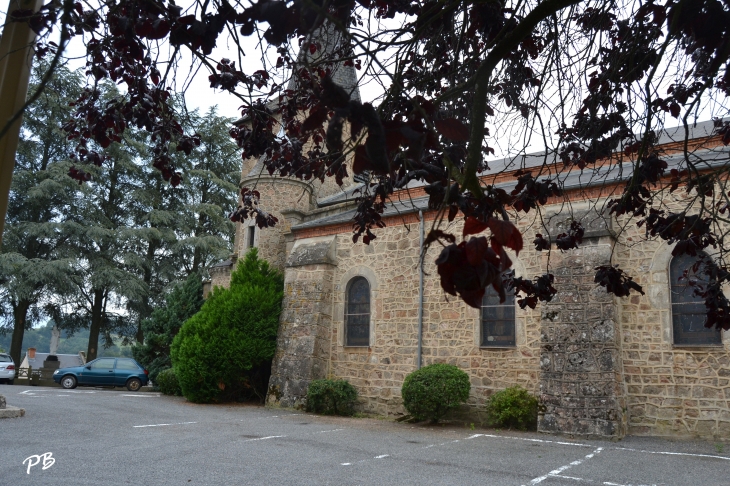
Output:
[417, 210, 425, 369]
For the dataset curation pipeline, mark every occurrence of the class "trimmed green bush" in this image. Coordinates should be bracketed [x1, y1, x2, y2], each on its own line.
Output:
[307, 379, 358, 416]
[171, 249, 283, 403]
[486, 386, 538, 430]
[156, 368, 182, 396]
[401, 363, 470, 423]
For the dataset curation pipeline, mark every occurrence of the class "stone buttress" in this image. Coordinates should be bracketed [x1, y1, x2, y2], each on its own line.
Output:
[538, 207, 627, 438]
[267, 237, 337, 408]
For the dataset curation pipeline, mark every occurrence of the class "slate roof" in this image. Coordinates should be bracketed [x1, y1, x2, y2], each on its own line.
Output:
[294, 133, 730, 232]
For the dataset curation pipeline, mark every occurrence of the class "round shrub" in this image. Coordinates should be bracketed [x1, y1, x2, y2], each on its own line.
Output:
[306, 379, 358, 416]
[401, 363, 470, 423]
[171, 249, 283, 403]
[486, 386, 538, 430]
[156, 368, 182, 396]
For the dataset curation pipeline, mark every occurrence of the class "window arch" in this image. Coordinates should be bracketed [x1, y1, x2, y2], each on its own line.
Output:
[345, 277, 370, 346]
[670, 253, 722, 345]
[481, 279, 516, 347]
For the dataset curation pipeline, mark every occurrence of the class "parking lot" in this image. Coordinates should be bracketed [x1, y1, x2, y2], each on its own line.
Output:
[1, 385, 728, 485]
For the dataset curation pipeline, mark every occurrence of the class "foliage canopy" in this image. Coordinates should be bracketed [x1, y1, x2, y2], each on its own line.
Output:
[7, 0, 730, 329]
[132, 272, 204, 384]
[401, 363, 471, 423]
[486, 386, 539, 430]
[306, 379, 358, 416]
[170, 249, 283, 403]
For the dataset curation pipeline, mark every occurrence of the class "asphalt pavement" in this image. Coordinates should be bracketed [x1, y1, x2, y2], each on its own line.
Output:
[0, 384, 728, 485]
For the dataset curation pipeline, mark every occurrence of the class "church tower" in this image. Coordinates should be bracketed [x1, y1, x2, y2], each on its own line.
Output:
[209, 24, 361, 288]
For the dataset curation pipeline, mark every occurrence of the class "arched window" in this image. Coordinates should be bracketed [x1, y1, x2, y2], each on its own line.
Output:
[481, 280, 516, 347]
[345, 277, 370, 346]
[670, 253, 722, 345]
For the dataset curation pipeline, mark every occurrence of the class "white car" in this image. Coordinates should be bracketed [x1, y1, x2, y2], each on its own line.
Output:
[0, 353, 15, 385]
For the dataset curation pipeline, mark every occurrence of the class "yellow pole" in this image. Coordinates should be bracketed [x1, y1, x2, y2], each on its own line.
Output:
[0, 0, 43, 247]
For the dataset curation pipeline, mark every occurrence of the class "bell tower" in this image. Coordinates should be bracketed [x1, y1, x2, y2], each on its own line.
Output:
[210, 23, 361, 286]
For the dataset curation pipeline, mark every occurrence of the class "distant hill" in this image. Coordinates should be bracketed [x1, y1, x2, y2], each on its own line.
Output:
[0, 323, 133, 358]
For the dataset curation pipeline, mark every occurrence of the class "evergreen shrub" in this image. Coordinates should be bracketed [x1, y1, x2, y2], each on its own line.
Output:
[486, 386, 538, 430]
[171, 249, 283, 403]
[156, 368, 182, 396]
[132, 273, 204, 385]
[401, 363, 470, 423]
[306, 379, 358, 416]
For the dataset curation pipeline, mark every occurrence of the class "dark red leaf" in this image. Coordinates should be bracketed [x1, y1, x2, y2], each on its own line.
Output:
[487, 219, 523, 255]
[463, 217, 488, 236]
[301, 106, 328, 134]
[434, 118, 469, 142]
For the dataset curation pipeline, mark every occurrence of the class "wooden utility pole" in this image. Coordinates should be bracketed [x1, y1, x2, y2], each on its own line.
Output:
[0, 0, 43, 247]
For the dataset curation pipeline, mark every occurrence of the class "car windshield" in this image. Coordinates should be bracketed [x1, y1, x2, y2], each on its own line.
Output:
[0, 355, 12, 362]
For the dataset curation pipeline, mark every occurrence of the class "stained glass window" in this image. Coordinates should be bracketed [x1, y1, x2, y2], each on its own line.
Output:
[481, 280, 516, 347]
[671, 253, 722, 345]
[346, 277, 370, 346]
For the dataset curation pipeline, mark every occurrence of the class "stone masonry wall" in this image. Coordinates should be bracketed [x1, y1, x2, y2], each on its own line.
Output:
[235, 178, 314, 271]
[268, 261, 335, 408]
[323, 217, 542, 420]
[538, 239, 626, 438]
[614, 204, 730, 439]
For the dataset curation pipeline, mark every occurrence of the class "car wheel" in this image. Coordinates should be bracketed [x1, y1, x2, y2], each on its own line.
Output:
[8, 379, 13, 385]
[126, 378, 142, 392]
[61, 375, 77, 389]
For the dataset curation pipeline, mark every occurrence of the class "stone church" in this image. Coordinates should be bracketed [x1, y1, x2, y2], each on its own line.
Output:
[209, 32, 730, 440]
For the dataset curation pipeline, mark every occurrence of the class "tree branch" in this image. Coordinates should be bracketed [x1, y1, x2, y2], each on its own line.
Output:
[462, 0, 583, 195]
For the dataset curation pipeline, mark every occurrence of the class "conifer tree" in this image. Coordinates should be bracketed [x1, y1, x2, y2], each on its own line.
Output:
[132, 272, 204, 384]
[0, 62, 81, 366]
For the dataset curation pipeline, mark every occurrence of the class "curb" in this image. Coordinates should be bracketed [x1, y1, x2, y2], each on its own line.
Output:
[0, 406, 25, 419]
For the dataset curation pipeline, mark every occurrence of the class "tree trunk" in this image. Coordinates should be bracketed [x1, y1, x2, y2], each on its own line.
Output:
[9, 299, 30, 367]
[86, 289, 104, 361]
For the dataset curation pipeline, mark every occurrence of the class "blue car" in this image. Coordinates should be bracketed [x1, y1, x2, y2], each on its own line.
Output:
[53, 357, 149, 391]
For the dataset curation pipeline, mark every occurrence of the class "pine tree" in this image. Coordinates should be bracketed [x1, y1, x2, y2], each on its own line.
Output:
[0, 62, 81, 366]
[132, 272, 204, 384]
[125, 106, 239, 343]
[173, 107, 239, 275]
[57, 121, 148, 361]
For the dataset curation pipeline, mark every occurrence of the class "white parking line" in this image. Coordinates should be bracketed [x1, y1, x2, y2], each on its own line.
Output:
[315, 428, 345, 434]
[241, 435, 285, 442]
[20, 389, 96, 394]
[467, 433, 730, 461]
[466, 433, 592, 448]
[523, 447, 603, 485]
[611, 446, 730, 461]
[133, 421, 197, 428]
[122, 394, 160, 397]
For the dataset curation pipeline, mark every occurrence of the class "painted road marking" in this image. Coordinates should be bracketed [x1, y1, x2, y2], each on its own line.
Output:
[524, 447, 603, 485]
[315, 429, 345, 434]
[466, 433, 592, 448]
[241, 435, 285, 442]
[133, 421, 197, 428]
[340, 438, 463, 466]
[611, 446, 730, 461]
[122, 394, 160, 397]
[468, 433, 730, 461]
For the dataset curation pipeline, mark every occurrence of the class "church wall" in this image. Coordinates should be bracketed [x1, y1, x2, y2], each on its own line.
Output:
[235, 178, 314, 271]
[276, 200, 730, 439]
[613, 203, 730, 439]
[323, 217, 543, 420]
